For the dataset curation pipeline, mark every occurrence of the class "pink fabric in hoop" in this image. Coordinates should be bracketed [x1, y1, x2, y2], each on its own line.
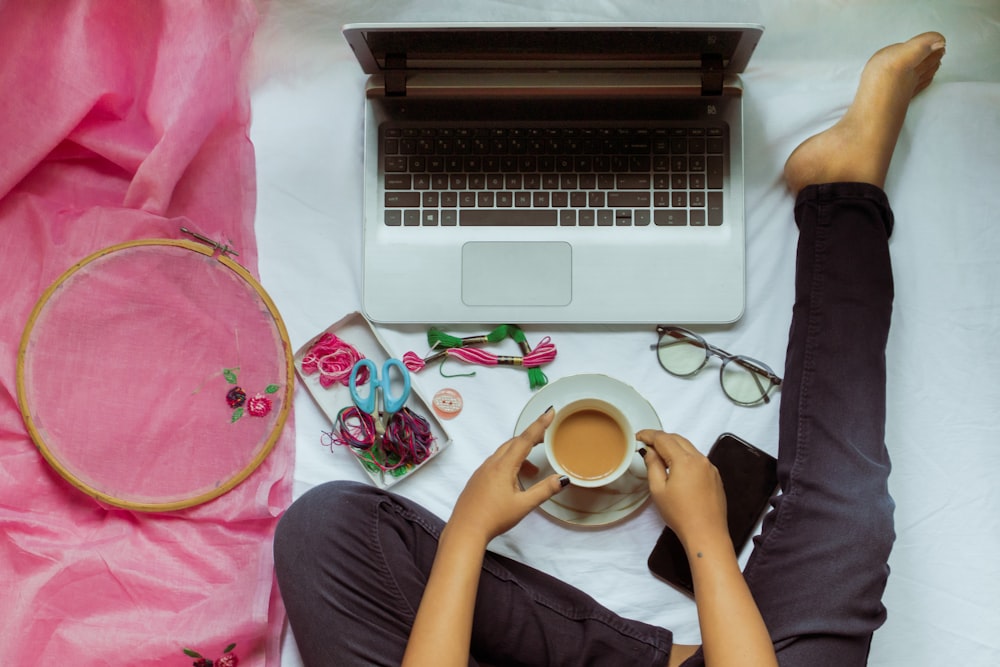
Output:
[18, 240, 293, 510]
[0, 2, 291, 666]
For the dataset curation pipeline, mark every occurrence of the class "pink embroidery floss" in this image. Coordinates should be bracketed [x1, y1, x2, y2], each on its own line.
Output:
[403, 335, 556, 389]
[449, 336, 557, 368]
[402, 350, 433, 372]
[301, 333, 369, 388]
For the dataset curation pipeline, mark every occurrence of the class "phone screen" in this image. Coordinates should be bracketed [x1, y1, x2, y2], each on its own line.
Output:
[647, 433, 778, 596]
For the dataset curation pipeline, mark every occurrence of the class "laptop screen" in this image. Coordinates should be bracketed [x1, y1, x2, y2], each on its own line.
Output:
[345, 24, 762, 73]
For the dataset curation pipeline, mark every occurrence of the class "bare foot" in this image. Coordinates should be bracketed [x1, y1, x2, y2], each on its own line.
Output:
[784, 32, 946, 195]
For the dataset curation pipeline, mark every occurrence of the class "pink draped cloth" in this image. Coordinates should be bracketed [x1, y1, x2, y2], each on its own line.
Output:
[0, 2, 293, 664]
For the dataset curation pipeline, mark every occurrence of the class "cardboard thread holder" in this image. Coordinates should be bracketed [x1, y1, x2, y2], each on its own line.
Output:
[294, 312, 452, 488]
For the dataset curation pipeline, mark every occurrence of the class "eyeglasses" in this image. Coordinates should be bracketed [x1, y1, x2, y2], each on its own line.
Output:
[651, 325, 782, 406]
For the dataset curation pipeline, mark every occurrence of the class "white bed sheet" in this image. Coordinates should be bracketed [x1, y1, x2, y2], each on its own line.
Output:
[249, 2, 1000, 664]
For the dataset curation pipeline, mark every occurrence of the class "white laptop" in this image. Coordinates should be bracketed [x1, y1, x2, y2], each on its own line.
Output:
[342, 23, 763, 324]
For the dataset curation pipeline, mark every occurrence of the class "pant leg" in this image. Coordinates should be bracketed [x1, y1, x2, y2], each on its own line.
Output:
[684, 183, 896, 666]
[274, 480, 674, 667]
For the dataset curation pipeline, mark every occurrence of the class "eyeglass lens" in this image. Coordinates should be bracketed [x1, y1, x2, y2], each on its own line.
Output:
[721, 358, 774, 405]
[655, 330, 709, 376]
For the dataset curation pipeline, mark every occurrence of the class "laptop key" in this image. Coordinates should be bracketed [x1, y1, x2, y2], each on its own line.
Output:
[385, 192, 420, 207]
[608, 192, 651, 208]
[385, 174, 411, 189]
[460, 210, 558, 226]
[617, 174, 650, 189]
[385, 157, 408, 172]
[707, 157, 724, 188]
[708, 192, 724, 225]
[655, 210, 688, 226]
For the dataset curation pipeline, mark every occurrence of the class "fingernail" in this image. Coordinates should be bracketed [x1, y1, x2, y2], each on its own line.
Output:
[931, 40, 946, 51]
[544, 405, 554, 414]
[559, 475, 571, 488]
[638, 447, 648, 458]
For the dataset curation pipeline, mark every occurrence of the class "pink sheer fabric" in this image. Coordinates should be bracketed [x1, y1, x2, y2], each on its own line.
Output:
[0, 2, 292, 665]
[19, 242, 291, 509]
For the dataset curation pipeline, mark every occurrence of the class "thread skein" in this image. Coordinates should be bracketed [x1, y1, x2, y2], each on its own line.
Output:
[426, 324, 513, 350]
[509, 327, 549, 389]
[404, 326, 556, 389]
[402, 336, 556, 389]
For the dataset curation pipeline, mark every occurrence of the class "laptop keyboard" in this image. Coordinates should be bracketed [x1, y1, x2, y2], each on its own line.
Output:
[380, 124, 726, 228]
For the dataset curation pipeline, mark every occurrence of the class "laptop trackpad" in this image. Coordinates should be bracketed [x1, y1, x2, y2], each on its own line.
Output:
[462, 242, 572, 306]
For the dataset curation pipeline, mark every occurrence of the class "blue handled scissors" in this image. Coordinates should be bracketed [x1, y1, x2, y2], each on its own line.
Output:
[349, 358, 412, 431]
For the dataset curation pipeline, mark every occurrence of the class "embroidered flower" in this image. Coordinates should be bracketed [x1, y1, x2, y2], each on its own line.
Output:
[223, 367, 280, 422]
[246, 394, 272, 418]
[226, 387, 247, 408]
[183, 642, 237, 666]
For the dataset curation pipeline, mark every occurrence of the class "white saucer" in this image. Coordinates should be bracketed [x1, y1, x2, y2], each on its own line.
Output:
[515, 374, 660, 527]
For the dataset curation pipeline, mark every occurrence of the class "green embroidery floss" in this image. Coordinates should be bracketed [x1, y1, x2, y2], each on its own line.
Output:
[426, 324, 512, 349]
[508, 326, 549, 390]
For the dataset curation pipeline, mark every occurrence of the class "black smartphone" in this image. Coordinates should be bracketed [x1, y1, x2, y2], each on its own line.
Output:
[647, 433, 779, 596]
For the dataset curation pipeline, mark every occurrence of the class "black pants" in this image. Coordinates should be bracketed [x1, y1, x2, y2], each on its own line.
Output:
[275, 183, 896, 666]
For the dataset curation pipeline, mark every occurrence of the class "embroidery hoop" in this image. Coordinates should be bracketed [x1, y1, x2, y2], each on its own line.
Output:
[16, 239, 294, 512]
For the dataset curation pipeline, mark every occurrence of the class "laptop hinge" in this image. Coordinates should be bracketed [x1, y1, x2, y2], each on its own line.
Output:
[701, 54, 724, 96]
[384, 54, 407, 96]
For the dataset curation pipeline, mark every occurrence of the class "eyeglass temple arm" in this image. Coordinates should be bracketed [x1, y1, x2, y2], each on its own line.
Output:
[743, 364, 773, 404]
[731, 357, 783, 385]
[650, 328, 699, 350]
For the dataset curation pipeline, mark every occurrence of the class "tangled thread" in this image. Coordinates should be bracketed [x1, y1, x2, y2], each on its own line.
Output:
[323, 406, 435, 475]
[301, 333, 370, 388]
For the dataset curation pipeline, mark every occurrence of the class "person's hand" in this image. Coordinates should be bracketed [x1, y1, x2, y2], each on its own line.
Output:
[637, 430, 729, 547]
[447, 407, 566, 545]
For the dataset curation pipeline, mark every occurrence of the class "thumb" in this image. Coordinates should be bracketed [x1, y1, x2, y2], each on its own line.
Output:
[521, 473, 569, 508]
[641, 446, 669, 491]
